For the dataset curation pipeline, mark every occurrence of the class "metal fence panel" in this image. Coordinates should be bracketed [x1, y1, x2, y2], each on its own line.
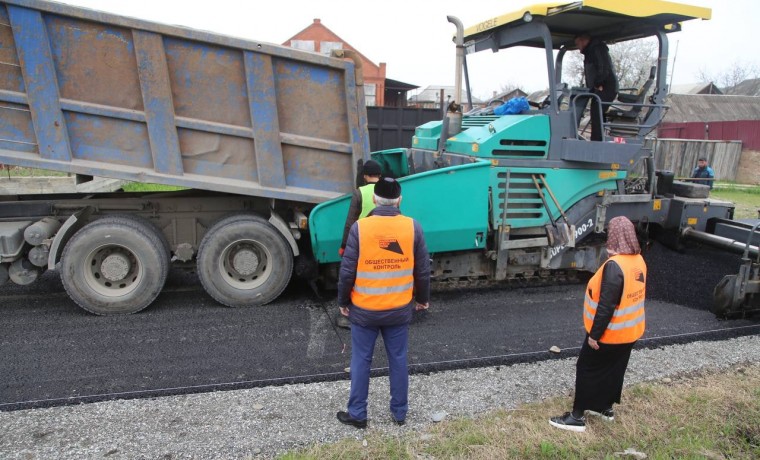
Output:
[367, 107, 440, 151]
[658, 120, 760, 150]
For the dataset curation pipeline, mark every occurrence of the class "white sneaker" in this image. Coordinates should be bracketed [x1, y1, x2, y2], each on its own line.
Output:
[549, 412, 586, 432]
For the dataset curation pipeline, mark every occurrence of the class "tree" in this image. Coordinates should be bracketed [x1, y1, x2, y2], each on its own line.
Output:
[695, 60, 760, 93]
[563, 38, 658, 90]
[499, 82, 521, 94]
[477, 82, 522, 103]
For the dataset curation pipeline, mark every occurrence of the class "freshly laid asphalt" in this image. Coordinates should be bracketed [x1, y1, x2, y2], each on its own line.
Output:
[1, 242, 758, 410]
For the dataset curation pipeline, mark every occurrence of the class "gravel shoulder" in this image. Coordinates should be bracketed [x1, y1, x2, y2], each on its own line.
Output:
[1, 335, 758, 459]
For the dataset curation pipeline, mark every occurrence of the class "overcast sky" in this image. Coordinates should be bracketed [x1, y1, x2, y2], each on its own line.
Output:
[52, 0, 756, 99]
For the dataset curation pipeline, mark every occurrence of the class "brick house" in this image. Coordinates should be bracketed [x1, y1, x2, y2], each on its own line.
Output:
[283, 19, 417, 107]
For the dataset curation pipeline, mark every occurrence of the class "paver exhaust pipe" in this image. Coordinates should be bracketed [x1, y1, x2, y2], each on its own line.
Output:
[446, 15, 464, 137]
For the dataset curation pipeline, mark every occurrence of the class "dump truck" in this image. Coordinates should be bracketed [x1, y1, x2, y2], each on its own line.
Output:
[1, 0, 757, 317]
[0, 0, 370, 314]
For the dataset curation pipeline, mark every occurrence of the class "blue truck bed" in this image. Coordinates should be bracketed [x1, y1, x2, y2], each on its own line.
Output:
[0, 0, 369, 203]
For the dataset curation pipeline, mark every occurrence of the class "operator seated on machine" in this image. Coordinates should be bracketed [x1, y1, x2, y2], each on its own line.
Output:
[572, 33, 618, 141]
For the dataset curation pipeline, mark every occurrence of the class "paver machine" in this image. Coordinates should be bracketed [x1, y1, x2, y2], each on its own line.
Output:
[309, 0, 759, 316]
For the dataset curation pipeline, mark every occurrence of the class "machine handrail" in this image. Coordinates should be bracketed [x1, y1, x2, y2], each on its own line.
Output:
[743, 221, 760, 261]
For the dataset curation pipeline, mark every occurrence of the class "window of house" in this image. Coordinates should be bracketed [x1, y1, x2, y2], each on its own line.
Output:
[320, 41, 343, 57]
[364, 83, 376, 106]
[291, 40, 315, 52]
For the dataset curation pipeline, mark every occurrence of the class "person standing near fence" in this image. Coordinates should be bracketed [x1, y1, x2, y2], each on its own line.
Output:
[690, 157, 715, 189]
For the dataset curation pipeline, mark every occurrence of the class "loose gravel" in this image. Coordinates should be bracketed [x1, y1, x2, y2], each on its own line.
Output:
[1, 334, 758, 459]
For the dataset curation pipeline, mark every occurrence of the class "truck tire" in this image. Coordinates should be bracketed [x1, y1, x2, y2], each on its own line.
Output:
[197, 214, 293, 308]
[60, 215, 170, 315]
[671, 180, 710, 199]
[127, 213, 172, 257]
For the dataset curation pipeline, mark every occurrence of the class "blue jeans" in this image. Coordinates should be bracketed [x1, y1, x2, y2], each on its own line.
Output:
[347, 322, 409, 421]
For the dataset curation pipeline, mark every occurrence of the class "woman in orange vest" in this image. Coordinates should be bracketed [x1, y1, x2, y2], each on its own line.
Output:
[550, 216, 647, 432]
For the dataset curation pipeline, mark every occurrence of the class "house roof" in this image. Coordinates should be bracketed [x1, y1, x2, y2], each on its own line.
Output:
[527, 89, 550, 103]
[284, 19, 379, 71]
[385, 78, 418, 91]
[663, 94, 760, 123]
[725, 78, 760, 96]
[408, 86, 484, 104]
[491, 89, 528, 101]
[669, 82, 722, 95]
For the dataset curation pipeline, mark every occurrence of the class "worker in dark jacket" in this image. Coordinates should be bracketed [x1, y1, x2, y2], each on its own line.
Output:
[550, 216, 646, 432]
[690, 157, 715, 189]
[340, 159, 383, 255]
[336, 159, 383, 329]
[336, 177, 430, 428]
[574, 33, 618, 141]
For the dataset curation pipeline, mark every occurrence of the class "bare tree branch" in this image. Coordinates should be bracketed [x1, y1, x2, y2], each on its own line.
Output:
[562, 38, 657, 90]
[499, 82, 520, 94]
[697, 60, 760, 92]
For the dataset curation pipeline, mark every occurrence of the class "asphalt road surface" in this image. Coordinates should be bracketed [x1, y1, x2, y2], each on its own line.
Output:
[1, 242, 758, 411]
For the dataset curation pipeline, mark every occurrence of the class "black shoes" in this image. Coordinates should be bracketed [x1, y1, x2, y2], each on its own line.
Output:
[587, 407, 615, 422]
[337, 411, 367, 429]
[549, 412, 586, 432]
[336, 410, 405, 428]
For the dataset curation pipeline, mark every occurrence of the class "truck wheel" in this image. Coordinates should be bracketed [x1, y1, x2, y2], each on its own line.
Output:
[60, 215, 169, 315]
[197, 214, 293, 307]
[671, 181, 710, 199]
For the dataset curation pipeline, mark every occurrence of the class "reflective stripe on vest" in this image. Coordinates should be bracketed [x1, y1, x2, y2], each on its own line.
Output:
[583, 254, 647, 344]
[359, 184, 376, 218]
[351, 215, 415, 310]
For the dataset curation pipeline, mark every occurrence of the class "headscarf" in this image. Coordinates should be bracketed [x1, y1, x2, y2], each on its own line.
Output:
[606, 216, 641, 255]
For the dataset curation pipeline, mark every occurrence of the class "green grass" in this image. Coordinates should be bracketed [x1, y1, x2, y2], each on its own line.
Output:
[0, 167, 186, 192]
[713, 183, 760, 195]
[711, 183, 760, 219]
[120, 182, 187, 192]
[281, 364, 760, 460]
[0, 166, 68, 177]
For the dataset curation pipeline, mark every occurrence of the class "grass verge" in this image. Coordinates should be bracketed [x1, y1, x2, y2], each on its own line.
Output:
[281, 363, 760, 459]
[0, 167, 68, 177]
[120, 182, 187, 192]
[711, 184, 760, 219]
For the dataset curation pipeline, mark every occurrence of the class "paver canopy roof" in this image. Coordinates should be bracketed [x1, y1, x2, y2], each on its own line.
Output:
[463, 0, 711, 49]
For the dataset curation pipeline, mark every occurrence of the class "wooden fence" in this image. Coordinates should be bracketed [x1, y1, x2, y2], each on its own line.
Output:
[645, 138, 743, 181]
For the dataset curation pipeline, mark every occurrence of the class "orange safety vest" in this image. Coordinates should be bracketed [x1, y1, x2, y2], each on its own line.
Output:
[583, 254, 647, 344]
[351, 214, 415, 310]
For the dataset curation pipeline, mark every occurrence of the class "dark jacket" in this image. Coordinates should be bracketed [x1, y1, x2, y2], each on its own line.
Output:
[582, 39, 618, 96]
[588, 260, 624, 341]
[337, 205, 430, 327]
[340, 189, 363, 249]
[691, 166, 715, 189]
